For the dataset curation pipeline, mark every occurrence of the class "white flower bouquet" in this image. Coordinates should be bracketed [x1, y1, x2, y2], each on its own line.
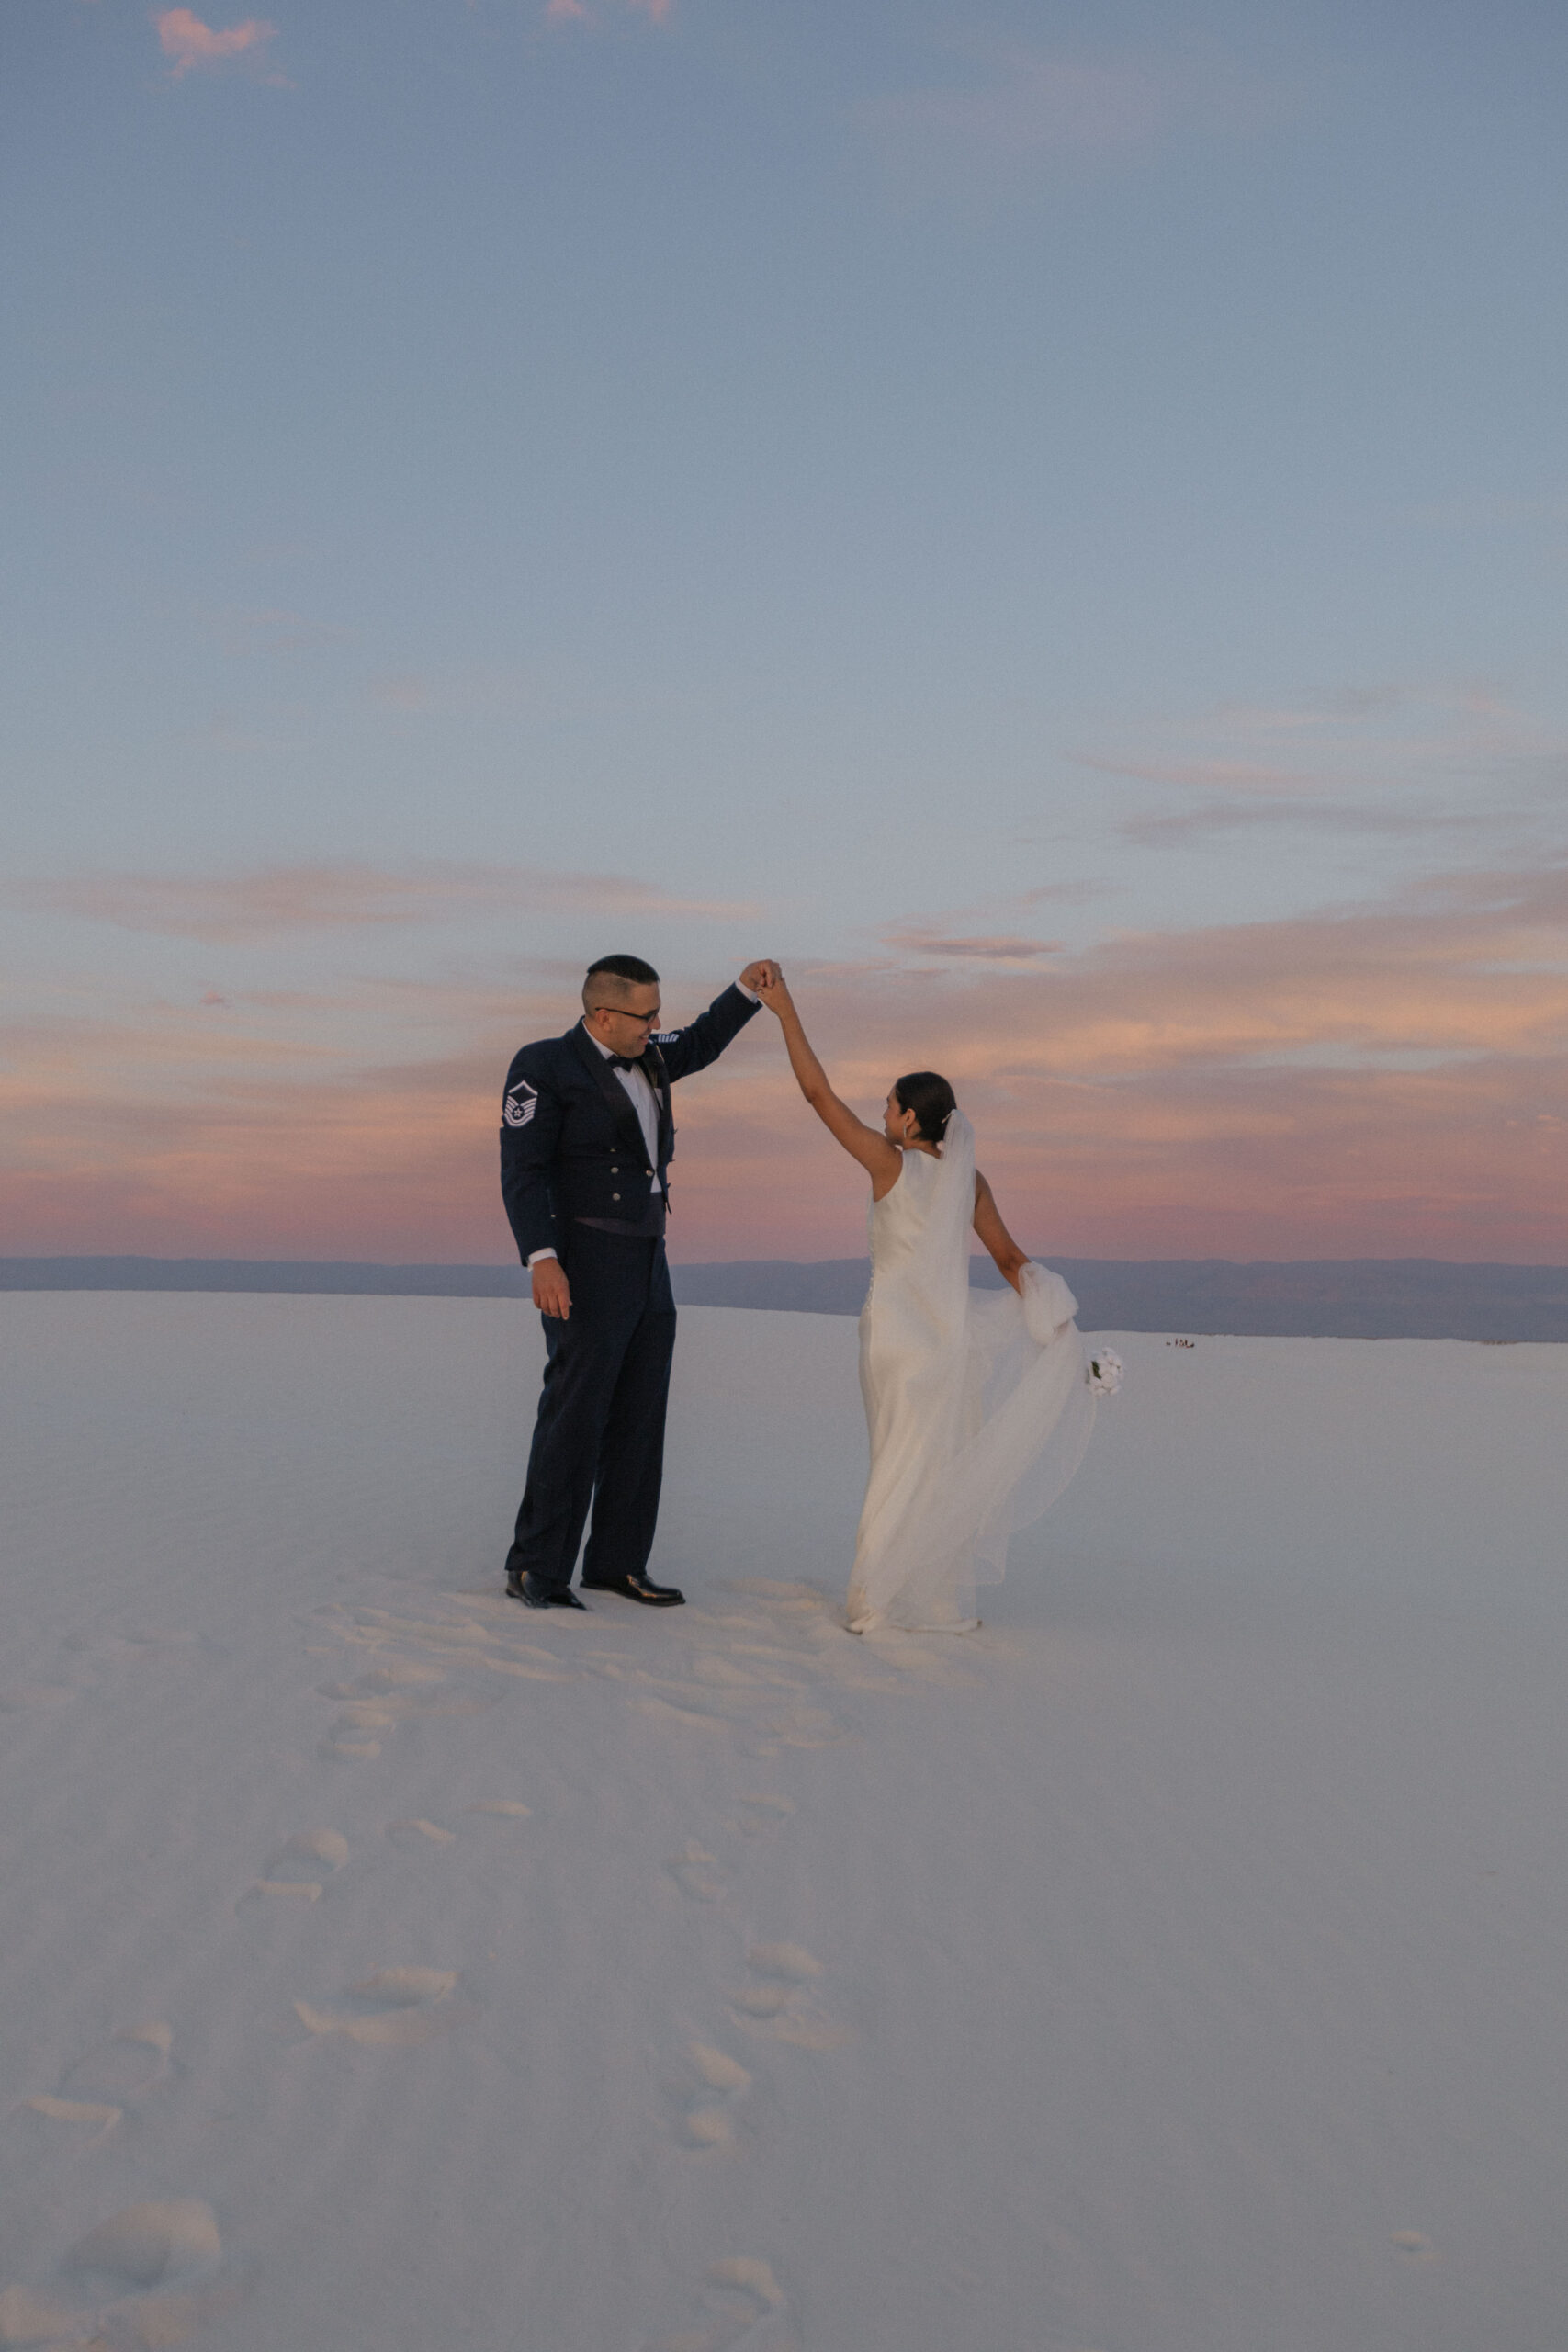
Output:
[1087, 1349, 1124, 1398]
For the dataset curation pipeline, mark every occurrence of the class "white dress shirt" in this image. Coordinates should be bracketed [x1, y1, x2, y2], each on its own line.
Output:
[589, 1024, 663, 1195]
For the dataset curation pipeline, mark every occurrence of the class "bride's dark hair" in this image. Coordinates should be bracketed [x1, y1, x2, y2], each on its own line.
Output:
[893, 1070, 957, 1144]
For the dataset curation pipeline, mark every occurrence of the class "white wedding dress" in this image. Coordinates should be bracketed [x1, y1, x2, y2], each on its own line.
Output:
[845, 1111, 1097, 1634]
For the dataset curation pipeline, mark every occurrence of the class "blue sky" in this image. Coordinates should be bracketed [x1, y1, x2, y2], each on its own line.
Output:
[3, 0, 1566, 1261]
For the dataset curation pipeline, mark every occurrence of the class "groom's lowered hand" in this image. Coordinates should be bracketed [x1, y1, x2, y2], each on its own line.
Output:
[739, 959, 781, 994]
[531, 1258, 571, 1321]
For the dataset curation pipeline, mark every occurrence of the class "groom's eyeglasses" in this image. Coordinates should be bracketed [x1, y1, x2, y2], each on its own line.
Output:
[612, 1008, 662, 1028]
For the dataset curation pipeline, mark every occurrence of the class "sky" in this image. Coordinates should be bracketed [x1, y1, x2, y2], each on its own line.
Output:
[3, 0, 1566, 1264]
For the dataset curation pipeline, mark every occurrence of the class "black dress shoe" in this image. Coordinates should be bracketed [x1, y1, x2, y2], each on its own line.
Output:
[505, 1572, 588, 1610]
[581, 1572, 685, 1607]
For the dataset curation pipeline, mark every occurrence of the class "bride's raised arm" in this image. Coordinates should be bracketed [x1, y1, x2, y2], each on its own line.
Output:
[754, 969, 902, 1188]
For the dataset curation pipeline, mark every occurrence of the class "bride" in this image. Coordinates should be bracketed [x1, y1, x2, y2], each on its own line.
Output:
[755, 970, 1097, 1634]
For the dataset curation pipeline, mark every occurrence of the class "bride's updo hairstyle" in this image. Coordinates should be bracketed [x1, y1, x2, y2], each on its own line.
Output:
[893, 1071, 957, 1146]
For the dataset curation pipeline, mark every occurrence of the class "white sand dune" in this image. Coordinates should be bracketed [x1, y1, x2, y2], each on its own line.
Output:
[3, 1295, 1565, 2351]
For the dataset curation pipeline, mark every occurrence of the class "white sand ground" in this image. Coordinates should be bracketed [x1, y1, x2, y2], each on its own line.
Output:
[3, 1295, 1566, 2352]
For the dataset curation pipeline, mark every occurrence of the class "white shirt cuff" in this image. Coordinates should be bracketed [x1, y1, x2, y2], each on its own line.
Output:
[526, 1248, 558, 1266]
[737, 978, 760, 1003]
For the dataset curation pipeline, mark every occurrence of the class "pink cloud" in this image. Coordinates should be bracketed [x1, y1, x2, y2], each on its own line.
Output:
[863, 55, 1168, 167]
[154, 7, 277, 77]
[1120, 799, 1495, 847]
[859, 41, 1278, 201]
[1076, 682, 1568, 853]
[544, 0, 670, 23]
[1076, 753, 1306, 794]
[883, 927, 1062, 962]
[2, 862, 756, 942]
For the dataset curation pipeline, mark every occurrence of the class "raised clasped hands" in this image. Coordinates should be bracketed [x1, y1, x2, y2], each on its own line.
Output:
[754, 965, 794, 1019]
[739, 959, 782, 997]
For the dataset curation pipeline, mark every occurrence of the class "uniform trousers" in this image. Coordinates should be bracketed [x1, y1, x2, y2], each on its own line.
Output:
[506, 1224, 676, 1595]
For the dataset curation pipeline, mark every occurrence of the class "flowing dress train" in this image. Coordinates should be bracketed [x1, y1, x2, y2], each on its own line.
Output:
[845, 1112, 1096, 1633]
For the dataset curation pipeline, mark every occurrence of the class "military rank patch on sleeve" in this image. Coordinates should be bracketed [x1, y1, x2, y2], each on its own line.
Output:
[502, 1079, 538, 1127]
[651, 1031, 682, 1046]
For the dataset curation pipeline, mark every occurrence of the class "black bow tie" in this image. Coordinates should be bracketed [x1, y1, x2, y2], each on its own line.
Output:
[607, 1054, 637, 1072]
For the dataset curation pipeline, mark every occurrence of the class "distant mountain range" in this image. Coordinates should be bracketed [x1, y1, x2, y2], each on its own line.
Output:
[6, 1255, 1568, 1341]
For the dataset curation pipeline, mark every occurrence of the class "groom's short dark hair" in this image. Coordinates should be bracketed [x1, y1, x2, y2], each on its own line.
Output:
[583, 954, 660, 1012]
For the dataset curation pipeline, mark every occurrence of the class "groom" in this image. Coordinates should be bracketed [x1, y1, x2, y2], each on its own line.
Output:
[499, 954, 775, 1611]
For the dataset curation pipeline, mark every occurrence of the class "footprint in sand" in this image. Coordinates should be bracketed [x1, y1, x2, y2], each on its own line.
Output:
[467, 1647, 575, 1684]
[321, 1708, 393, 1759]
[648, 2256, 799, 2352]
[243, 1828, 349, 1905]
[592, 1654, 663, 1685]
[386, 1803, 532, 1849]
[294, 1968, 466, 2047]
[324, 1606, 497, 1654]
[669, 2044, 752, 2149]
[56, 2023, 174, 2106]
[320, 1604, 573, 1680]
[316, 1659, 498, 1758]
[8, 2198, 231, 2348]
[321, 1660, 449, 1695]
[633, 1688, 841, 1758]
[726, 1796, 795, 1839]
[734, 1943, 819, 1996]
[723, 1582, 822, 1612]
[728, 1945, 850, 2052]
[15, 2093, 123, 2151]
[665, 1842, 728, 1902]
[64, 2200, 222, 2290]
[318, 1668, 444, 1754]
[20, 2029, 170, 2160]
[387, 1818, 457, 1849]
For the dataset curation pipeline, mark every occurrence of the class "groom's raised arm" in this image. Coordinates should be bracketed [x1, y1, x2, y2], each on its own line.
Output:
[653, 970, 767, 1083]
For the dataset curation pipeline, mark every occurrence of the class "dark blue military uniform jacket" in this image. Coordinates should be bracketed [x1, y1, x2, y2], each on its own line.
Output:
[500, 984, 759, 1264]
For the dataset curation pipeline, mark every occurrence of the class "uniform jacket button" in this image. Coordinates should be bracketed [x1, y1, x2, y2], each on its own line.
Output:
[612, 1193, 621, 1202]
[610, 1165, 618, 1173]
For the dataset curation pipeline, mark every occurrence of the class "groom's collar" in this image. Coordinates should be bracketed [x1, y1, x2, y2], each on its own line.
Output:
[580, 1018, 654, 1069]
[570, 1020, 646, 1146]
[577, 1018, 665, 1093]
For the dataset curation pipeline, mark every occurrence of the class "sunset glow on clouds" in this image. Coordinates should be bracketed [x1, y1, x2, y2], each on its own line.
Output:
[5, 860, 1566, 1265]
[1, 864, 754, 943]
[545, 0, 671, 28]
[857, 37, 1279, 206]
[6, 2, 1567, 1270]
[153, 8, 276, 79]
